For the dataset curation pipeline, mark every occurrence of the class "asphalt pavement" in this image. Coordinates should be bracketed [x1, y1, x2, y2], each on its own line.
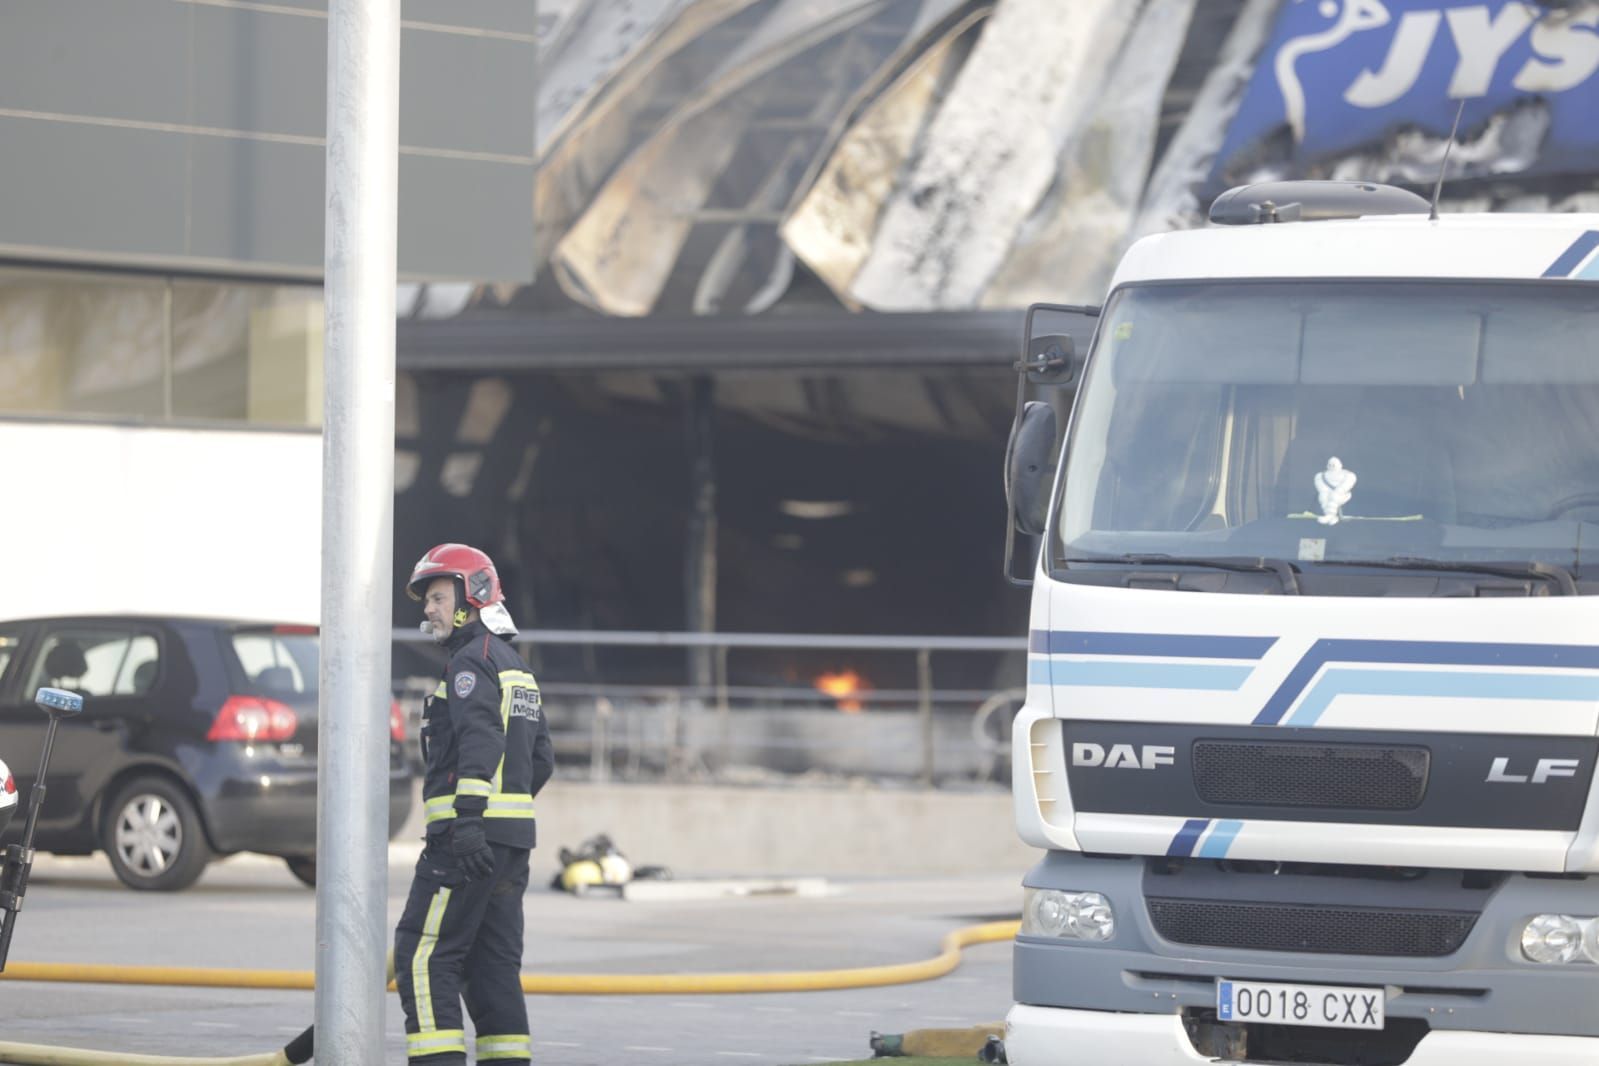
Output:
[0, 844, 1023, 1065]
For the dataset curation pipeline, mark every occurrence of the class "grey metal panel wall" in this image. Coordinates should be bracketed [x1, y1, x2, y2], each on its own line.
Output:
[406, 1, 538, 35]
[0, 0, 534, 282]
[399, 28, 536, 158]
[0, 117, 190, 258]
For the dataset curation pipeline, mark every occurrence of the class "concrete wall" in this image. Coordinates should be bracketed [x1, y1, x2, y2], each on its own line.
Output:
[542, 702, 1013, 783]
[489, 781, 1039, 879]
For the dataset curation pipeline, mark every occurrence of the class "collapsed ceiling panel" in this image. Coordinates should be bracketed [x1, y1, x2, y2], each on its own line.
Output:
[845, 0, 1135, 311]
[535, 0, 772, 274]
[981, 0, 1199, 307]
[549, 0, 942, 315]
[781, 4, 989, 305]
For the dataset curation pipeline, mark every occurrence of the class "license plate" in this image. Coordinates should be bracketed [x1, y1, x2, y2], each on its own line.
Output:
[1217, 979, 1384, 1030]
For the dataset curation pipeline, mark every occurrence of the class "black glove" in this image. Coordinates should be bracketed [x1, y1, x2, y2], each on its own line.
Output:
[450, 816, 495, 882]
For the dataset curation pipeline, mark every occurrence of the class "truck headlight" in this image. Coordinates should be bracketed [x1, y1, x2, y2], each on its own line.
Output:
[1022, 888, 1115, 942]
[1520, 914, 1598, 964]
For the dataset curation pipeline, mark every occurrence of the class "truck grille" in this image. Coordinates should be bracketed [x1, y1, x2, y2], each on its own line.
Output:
[1193, 739, 1428, 810]
[1147, 898, 1476, 957]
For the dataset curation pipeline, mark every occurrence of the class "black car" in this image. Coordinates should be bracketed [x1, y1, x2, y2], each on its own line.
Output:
[0, 616, 413, 891]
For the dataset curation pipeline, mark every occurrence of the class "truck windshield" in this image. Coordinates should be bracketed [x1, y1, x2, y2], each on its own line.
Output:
[1056, 280, 1599, 588]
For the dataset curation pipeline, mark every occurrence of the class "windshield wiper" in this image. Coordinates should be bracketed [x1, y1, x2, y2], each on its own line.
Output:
[1063, 553, 1301, 595]
[1317, 557, 1579, 596]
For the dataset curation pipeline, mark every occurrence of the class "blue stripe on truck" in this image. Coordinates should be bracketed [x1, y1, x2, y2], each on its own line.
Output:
[1196, 820, 1245, 858]
[1029, 631, 1276, 659]
[1031, 659, 1254, 691]
[1253, 638, 1599, 725]
[1285, 667, 1599, 726]
[1166, 819, 1209, 857]
[1543, 230, 1599, 278]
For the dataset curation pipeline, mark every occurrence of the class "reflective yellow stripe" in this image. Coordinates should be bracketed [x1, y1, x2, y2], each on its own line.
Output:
[483, 793, 535, 819]
[476, 1033, 531, 1060]
[433, 681, 447, 698]
[495, 671, 530, 793]
[455, 778, 493, 798]
[494, 694, 510, 794]
[424, 796, 456, 824]
[431, 793, 532, 820]
[407, 1029, 466, 1057]
[412, 887, 452, 1033]
[496, 669, 539, 796]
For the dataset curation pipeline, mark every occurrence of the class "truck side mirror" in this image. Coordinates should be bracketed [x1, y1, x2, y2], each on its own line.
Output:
[1005, 401, 1058, 536]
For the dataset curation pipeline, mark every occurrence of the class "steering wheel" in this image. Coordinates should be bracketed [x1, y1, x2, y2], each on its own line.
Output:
[1545, 493, 1599, 520]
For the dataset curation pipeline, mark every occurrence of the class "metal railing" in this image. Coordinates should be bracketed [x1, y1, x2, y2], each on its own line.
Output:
[392, 629, 1028, 786]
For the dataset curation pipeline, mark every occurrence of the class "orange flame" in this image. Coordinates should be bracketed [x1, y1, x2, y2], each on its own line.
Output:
[815, 669, 870, 713]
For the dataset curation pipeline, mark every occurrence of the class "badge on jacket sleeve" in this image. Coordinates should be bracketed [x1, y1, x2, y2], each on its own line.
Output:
[454, 671, 478, 698]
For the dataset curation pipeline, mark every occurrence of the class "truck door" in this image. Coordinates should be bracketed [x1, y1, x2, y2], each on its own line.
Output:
[1004, 303, 1100, 583]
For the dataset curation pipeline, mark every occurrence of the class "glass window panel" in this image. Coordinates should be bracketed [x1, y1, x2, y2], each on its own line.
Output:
[0, 270, 323, 426]
[170, 283, 255, 421]
[171, 281, 321, 425]
[27, 630, 155, 699]
[0, 271, 166, 419]
[112, 635, 161, 695]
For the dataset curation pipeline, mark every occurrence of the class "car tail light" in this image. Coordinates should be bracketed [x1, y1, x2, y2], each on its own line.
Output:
[389, 700, 406, 743]
[209, 695, 299, 742]
[3, 774, 13, 795]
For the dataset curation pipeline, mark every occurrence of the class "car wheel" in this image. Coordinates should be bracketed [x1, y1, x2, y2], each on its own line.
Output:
[285, 855, 316, 888]
[102, 776, 212, 892]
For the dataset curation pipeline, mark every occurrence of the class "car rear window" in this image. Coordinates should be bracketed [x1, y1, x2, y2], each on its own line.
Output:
[230, 628, 319, 697]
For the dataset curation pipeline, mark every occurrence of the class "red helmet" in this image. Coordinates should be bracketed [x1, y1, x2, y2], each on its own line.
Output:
[406, 543, 503, 608]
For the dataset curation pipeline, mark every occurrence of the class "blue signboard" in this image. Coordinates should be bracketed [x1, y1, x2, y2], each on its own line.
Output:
[1210, 0, 1599, 184]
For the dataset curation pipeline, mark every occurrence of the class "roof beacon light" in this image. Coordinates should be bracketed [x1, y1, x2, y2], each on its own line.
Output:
[1209, 180, 1431, 227]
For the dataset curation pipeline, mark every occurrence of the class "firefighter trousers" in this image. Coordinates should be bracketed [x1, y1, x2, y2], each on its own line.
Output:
[395, 839, 531, 1065]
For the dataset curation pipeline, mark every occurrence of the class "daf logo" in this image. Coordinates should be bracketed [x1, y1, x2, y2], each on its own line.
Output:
[1072, 742, 1176, 771]
[1486, 757, 1581, 785]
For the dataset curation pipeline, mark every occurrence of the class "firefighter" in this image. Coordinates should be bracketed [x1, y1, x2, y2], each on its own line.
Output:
[394, 543, 553, 1066]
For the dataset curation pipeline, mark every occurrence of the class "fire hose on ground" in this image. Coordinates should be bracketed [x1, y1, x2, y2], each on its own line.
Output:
[0, 920, 1021, 1064]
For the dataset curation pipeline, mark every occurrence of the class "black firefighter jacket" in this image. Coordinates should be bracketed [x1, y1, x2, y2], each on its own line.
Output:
[420, 619, 553, 849]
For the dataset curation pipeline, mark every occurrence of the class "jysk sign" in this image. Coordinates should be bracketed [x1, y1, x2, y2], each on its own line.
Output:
[1212, 0, 1599, 184]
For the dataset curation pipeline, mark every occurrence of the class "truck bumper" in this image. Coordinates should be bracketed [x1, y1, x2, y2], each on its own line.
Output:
[1017, 850, 1599, 1041]
[1005, 1005, 1599, 1066]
